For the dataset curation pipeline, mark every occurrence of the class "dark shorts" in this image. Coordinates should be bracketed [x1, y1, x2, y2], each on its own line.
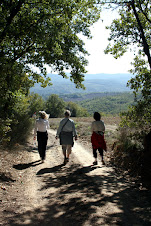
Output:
[59, 131, 74, 146]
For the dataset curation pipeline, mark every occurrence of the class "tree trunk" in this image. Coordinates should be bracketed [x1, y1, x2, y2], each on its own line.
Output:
[131, 0, 151, 69]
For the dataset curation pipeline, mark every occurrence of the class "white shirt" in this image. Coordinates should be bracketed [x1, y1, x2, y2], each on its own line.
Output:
[34, 118, 50, 136]
[91, 120, 105, 133]
[56, 118, 77, 137]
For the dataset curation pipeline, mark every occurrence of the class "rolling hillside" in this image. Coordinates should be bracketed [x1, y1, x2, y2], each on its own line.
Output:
[30, 73, 133, 96]
[77, 92, 136, 115]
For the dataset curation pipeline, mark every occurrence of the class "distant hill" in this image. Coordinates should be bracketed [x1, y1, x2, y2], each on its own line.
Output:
[30, 73, 133, 96]
[59, 92, 129, 102]
[77, 92, 135, 115]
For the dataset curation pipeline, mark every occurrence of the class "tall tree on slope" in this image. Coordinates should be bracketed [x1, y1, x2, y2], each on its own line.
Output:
[104, 0, 151, 129]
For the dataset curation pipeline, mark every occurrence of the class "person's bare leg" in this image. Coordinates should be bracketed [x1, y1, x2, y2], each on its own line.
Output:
[98, 148, 105, 165]
[92, 148, 98, 165]
[62, 145, 67, 164]
[66, 145, 72, 162]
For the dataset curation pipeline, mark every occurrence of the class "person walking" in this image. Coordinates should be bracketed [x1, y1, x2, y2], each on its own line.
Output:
[34, 111, 50, 163]
[56, 110, 77, 165]
[91, 112, 107, 166]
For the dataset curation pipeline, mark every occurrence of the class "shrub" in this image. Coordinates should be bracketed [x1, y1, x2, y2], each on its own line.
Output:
[111, 127, 144, 176]
[0, 118, 11, 145]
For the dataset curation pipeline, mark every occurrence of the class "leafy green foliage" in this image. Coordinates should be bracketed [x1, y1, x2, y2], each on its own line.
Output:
[104, 0, 151, 136]
[28, 92, 45, 117]
[7, 92, 32, 145]
[0, 0, 102, 145]
[105, 1, 151, 61]
[45, 94, 65, 118]
[77, 92, 136, 115]
[1, 0, 101, 88]
[45, 94, 89, 117]
[103, 0, 151, 178]
[111, 127, 143, 176]
[0, 118, 11, 145]
[66, 101, 89, 117]
[104, 0, 151, 95]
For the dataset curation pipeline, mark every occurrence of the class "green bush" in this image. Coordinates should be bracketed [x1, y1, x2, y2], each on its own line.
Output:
[6, 92, 33, 145]
[111, 126, 144, 176]
[0, 118, 11, 145]
[45, 94, 65, 118]
[66, 101, 89, 117]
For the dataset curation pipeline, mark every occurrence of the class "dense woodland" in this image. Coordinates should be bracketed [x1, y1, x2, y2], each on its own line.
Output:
[0, 0, 151, 186]
[29, 91, 137, 117]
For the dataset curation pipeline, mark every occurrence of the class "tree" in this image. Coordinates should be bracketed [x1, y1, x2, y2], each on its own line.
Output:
[104, 0, 150, 68]
[45, 94, 65, 118]
[28, 92, 45, 117]
[7, 92, 33, 144]
[0, 0, 101, 90]
[104, 0, 151, 129]
[103, 0, 151, 178]
[66, 101, 89, 117]
[0, 0, 101, 143]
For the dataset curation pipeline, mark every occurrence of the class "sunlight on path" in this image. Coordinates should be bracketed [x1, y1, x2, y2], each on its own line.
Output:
[73, 141, 119, 191]
[22, 128, 141, 226]
[47, 129, 120, 192]
[72, 142, 93, 166]
[31, 129, 126, 198]
[48, 129, 114, 175]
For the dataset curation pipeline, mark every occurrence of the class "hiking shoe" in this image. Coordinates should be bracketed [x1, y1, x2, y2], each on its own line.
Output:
[92, 161, 98, 165]
[102, 160, 105, 165]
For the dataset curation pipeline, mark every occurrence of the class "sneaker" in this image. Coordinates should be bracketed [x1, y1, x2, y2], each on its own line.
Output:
[92, 161, 98, 165]
[102, 160, 105, 165]
[66, 158, 69, 162]
[63, 158, 66, 165]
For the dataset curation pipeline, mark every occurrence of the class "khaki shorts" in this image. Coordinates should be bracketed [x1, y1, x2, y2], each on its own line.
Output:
[62, 145, 72, 155]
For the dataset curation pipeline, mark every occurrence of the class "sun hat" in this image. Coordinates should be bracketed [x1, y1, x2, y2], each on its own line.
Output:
[65, 110, 71, 117]
[39, 111, 49, 119]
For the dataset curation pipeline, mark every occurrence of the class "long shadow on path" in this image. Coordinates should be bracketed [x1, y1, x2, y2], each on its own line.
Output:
[13, 160, 42, 170]
[9, 164, 151, 226]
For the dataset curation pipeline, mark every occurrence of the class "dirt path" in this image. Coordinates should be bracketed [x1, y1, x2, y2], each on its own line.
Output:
[1, 129, 151, 226]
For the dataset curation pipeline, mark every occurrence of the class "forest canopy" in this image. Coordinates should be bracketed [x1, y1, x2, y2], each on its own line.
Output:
[0, 0, 101, 90]
[0, 0, 102, 144]
[104, 0, 151, 131]
[0, 0, 150, 144]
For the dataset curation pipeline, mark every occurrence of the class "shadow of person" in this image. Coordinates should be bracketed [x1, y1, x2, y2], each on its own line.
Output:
[36, 164, 98, 176]
[80, 165, 101, 174]
[13, 160, 41, 170]
[36, 164, 65, 175]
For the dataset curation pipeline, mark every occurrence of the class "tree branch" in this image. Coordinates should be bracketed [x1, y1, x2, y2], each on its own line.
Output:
[138, 0, 151, 24]
[131, 0, 151, 69]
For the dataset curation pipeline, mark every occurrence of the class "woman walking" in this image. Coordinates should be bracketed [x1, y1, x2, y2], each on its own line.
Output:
[34, 111, 50, 163]
[91, 112, 107, 166]
[56, 110, 77, 165]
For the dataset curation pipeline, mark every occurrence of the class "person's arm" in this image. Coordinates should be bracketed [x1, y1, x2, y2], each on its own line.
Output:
[91, 122, 94, 132]
[72, 121, 77, 140]
[33, 120, 37, 139]
[56, 120, 63, 138]
[101, 121, 105, 132]
[47, 120, 50, 130]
